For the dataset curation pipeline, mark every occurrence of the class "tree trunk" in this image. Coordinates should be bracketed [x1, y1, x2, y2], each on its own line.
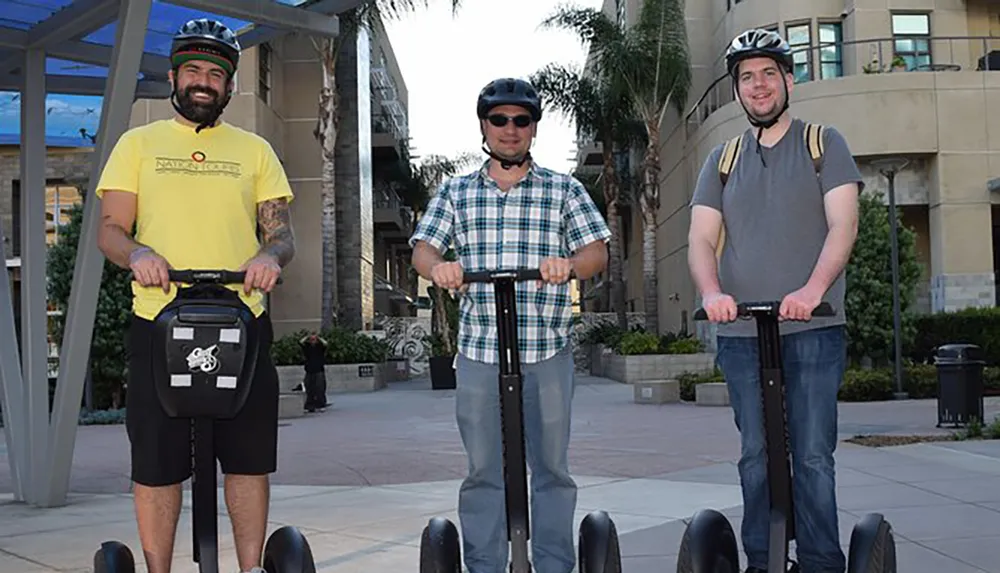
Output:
[316, 40, 340, 331]
[640, 118, 662, 334]
[601, 141, 628, 330]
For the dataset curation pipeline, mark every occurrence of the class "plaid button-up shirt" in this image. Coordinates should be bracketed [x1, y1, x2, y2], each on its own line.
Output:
[410, 161, 611, 365]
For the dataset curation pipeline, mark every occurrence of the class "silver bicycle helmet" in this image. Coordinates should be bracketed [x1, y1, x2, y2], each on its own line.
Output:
[725, 29, 793, 77]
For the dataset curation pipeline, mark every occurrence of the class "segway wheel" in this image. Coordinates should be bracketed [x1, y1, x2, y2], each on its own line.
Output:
[578, 510, 622, 573]
[847, 513, 897, 573]
[419, 517, 461, 573]
[676, 509, 740, 573]
[262, 525, 317, 573]
[93, 541, 135, 573]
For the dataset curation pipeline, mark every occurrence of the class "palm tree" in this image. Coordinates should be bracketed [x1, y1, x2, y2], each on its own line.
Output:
[308, 0, 462, 330]
[530, 62, 644, 329]
[543, 0, 691, 334]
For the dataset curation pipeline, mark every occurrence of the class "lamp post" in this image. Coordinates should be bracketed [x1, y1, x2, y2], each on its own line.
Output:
[871, 157, 910, 400]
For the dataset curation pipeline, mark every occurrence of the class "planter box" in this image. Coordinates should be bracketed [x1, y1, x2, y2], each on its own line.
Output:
[429, 356, 456, 390]
[605, 352, 716, 383]
[276, 363, 387, 394]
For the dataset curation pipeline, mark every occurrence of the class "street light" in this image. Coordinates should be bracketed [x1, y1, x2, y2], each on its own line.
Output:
[870, 157, 910, 400]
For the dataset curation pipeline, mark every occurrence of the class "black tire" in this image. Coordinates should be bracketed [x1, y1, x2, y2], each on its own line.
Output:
[578, 510, 622, 573]
[93, 541, 135, 573]
[263, 525, 317, 573]
[676, 509, 740, 573]
[847, 513, 897, 573]
[419, 517, 461, 573]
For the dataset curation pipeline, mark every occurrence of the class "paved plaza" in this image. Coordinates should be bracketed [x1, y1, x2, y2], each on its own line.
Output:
[3, 375, 1000, 572]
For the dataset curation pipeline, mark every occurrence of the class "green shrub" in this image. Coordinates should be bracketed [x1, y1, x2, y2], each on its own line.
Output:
[677, 369, 725, 401]
[616, 331, 661, 355]
[909, 306, 1000, 365]
[664, 336, 704, 354]
[270, 327, 391, 366]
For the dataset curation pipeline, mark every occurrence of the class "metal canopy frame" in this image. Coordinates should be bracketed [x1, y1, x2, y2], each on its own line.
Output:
[0, 0, 366, 508]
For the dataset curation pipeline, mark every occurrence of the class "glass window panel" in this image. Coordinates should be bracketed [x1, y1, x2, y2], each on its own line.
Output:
[820, 62, 843, 79]
[819, 23, 841, 44]
[892, 14, 929, 35]
[788, 25, 809, 46]
[820, 44, 839, 62]
[895, 38, 915, 52]
[794, 64, 810, 83]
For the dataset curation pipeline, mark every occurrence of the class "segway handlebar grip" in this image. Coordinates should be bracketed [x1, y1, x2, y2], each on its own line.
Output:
[167, 270, 283, 285]
[692, 301, 834, 320]
[463, 269, 576, 283]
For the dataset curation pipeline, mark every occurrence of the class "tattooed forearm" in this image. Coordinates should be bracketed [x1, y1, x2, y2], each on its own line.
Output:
[258, 198, 296, 267]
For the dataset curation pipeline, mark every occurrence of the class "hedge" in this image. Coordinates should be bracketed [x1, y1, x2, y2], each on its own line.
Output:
[677, 363, 1000, 403]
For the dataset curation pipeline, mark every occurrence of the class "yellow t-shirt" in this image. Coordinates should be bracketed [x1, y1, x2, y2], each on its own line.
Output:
[95, 119, 294, 320]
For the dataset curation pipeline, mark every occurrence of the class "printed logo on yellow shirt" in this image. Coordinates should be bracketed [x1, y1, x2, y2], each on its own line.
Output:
[155, 151, 242, 178]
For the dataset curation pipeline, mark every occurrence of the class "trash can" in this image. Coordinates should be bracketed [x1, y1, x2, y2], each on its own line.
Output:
[934, 343, 985, 428]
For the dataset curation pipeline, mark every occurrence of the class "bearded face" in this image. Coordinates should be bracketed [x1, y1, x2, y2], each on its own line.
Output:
[171, 60, 231, 124]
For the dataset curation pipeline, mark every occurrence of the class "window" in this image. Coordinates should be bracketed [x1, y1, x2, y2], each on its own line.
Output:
[258, 42, 272, 104]
[818, 22, 843, 79]
[892, 13, 931, 70]
[786, 23, 812, 83]
[11, 181, 82, 255]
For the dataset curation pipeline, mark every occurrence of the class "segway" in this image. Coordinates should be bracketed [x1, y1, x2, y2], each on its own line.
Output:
[419, 268, 621, 573]
[677, 300, 896, 573]
[95, 269, 315, 573]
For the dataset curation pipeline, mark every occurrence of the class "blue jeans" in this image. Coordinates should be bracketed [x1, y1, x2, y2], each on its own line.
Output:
[716, 326, 847, 573]
[455, 345, 577, 573]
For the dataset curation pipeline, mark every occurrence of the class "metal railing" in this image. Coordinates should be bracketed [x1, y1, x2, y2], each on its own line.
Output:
[684, 35, 1000, 137]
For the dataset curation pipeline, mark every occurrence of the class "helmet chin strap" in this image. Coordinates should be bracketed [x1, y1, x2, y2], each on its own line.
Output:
[481, 137, 532, 170]
[734, 77, 790, 168]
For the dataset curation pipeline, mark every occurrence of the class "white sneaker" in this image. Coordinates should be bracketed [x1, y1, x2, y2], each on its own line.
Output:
[241, 568, 266, 573]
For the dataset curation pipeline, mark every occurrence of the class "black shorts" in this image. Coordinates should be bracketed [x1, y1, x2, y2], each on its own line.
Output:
[124, 311, 279, 487]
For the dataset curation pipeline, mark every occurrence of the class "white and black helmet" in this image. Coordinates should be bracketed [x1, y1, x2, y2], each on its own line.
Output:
[725, 29, 793, 77]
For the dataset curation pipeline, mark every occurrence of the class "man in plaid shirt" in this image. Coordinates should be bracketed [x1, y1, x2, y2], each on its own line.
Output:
[410, 77, 611, 573]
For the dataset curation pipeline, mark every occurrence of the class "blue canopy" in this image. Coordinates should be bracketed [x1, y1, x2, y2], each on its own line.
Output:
[0, 0, 340, 145]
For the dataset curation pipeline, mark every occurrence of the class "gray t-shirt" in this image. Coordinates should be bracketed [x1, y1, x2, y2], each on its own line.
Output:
[690, 118, 864, 337]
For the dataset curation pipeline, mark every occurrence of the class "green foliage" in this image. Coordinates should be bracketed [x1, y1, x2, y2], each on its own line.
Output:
[845, 190, 922, 365]
[270, 326, 391, 366]
[46, 200, 133, 410]
[616, 331, 661, 355]
[677, 363, 1000, 402]
[908, 307, 1000, 364]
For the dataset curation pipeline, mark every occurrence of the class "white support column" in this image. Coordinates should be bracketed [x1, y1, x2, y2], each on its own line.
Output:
[0, 217, 25, 501]
[19, 47, 47, 506]
[40, 0, 152, 508]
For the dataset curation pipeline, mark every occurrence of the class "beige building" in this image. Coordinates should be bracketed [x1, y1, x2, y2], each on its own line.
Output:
[2, 21, 418, 339]
[578, 0, 1000, 335]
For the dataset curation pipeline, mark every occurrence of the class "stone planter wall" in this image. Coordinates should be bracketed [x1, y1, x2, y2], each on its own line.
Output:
[604, 352, 716, 383]
[277, 362, 388, 393]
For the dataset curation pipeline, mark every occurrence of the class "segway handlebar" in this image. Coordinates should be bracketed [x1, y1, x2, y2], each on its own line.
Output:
[463, 269, 576, 283]
[693, 300, 834, 321]
[167, 269, 283, 285]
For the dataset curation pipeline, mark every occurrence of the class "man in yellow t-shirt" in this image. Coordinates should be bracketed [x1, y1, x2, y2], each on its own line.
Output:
[94, 18, 294, 573]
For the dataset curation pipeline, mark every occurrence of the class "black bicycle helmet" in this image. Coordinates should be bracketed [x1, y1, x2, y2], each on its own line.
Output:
[725, 28, 793, 77]
[476, 78, 542, 122]
[170, 18, 241, 77]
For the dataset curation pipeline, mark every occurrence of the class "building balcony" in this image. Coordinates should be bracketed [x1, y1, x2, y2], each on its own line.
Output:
[374, 186, 413, 238]
[682, 36, 1000, 163]
[370, 58, 408, 162]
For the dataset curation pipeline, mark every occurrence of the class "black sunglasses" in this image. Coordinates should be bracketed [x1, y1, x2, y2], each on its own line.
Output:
[487, 113, 532, 128]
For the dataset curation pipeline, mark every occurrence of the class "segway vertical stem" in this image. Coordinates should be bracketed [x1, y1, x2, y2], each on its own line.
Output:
[491, 273, 531, 573]
[192, 418, 218, 573]
[752, 307, 795, 573]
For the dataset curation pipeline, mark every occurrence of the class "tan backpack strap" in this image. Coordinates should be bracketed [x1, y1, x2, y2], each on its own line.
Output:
[714, 135, 742, 260]
[717, 134, 743, 186]
[803, 123, 825, 174]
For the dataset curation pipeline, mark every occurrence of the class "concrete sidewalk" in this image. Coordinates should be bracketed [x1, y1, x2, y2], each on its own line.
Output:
[2, 377, 1000, 572]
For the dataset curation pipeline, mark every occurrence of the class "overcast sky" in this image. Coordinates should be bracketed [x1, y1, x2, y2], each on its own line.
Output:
[382, 0, 603, 173]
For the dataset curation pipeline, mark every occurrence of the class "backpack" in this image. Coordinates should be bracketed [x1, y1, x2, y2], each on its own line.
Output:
[713, 122, 826, 260]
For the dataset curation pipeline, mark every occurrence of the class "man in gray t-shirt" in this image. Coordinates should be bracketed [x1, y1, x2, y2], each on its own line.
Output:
[687, 29, 863, 573]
